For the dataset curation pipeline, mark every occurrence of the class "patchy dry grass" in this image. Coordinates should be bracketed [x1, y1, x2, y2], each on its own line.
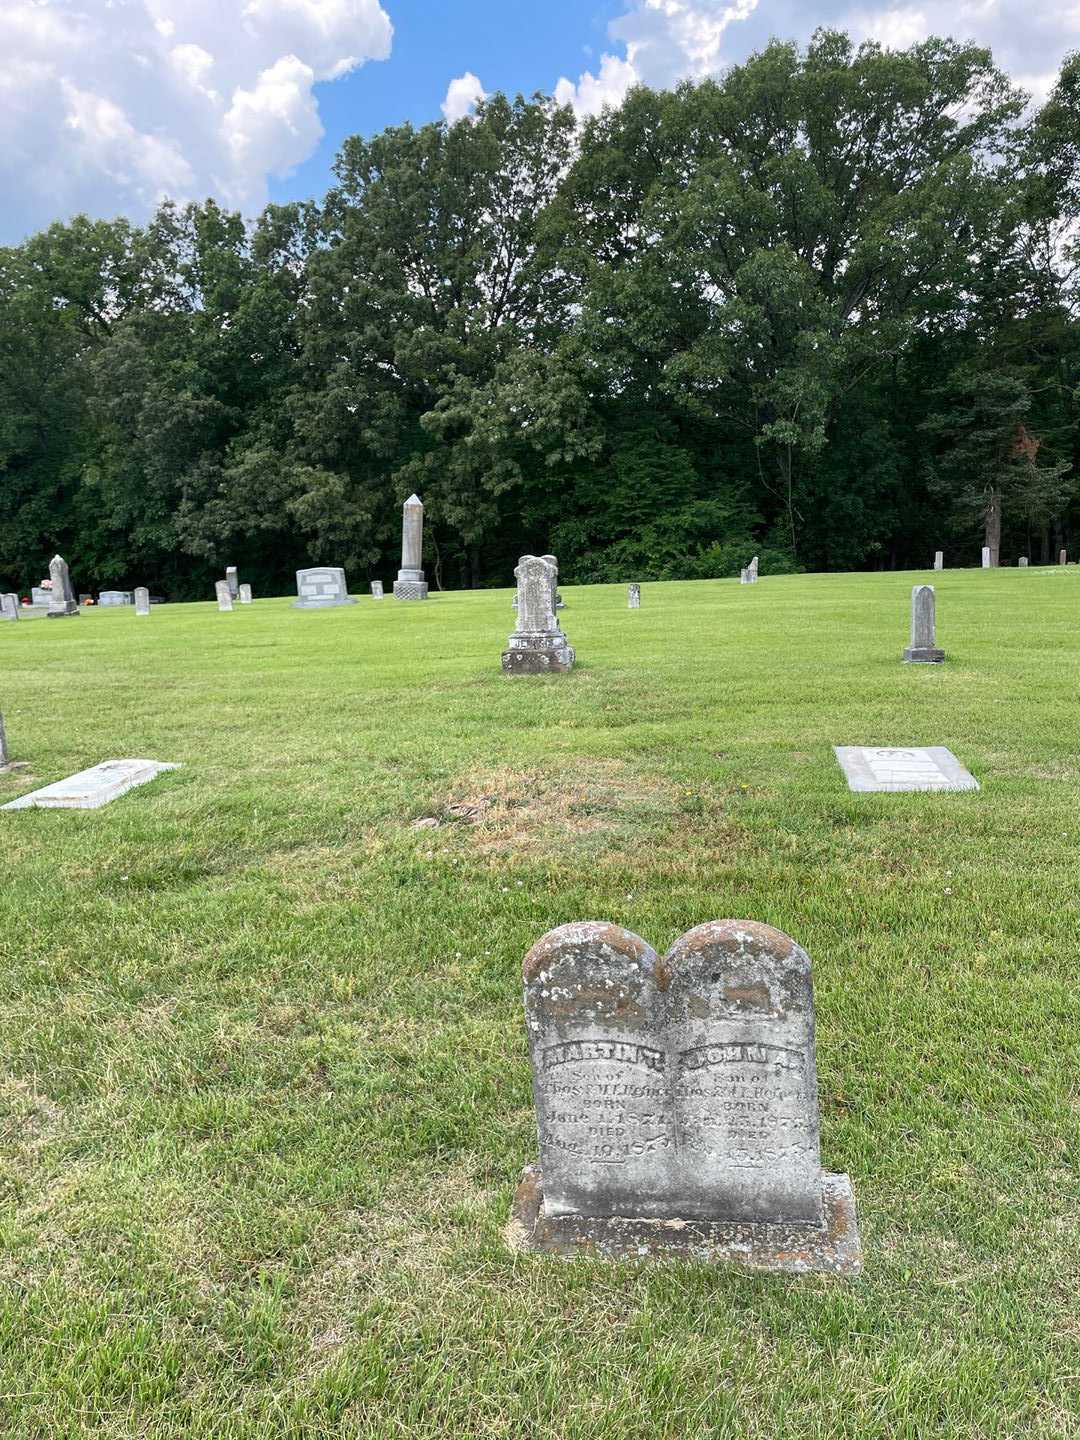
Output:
[0, 572, 1079, 1437]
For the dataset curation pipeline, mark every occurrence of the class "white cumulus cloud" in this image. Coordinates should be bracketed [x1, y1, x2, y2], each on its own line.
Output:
[442, 71, 487, 123]
[0, 0, 393, 242]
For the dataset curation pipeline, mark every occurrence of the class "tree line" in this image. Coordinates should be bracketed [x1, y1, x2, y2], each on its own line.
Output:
[2, 30, 1080, 599]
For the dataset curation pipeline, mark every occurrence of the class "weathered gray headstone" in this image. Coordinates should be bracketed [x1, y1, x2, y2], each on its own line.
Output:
[1018, 557, 1028, 567]
[393, 494, 429, 600]
[509, 919, 860, 1273]
[903, 584, 944, 664]
[98, 590, 133, 607]
[134, 587, 150, 615]
[46, 556, 79, 618]
[834, 746, 979, 793]
[0, 594, 18, 622]
[31, 586, 49, 607]
[981, 547, 991, 569]
[502, 555, 575, 674]
[3, 758, 179, 810]
[238, 584, 253, 604]
[748, 555, 759, 581]
[1060, 549, 1068, 566]
[933, 551, 943, 570]
[226, 566, 239, 598]
[215, 580, 233, 612]
[292, 567, 356, 608]
[371, 581, 384, 599]
[739, 568, 750, 584]
[628, 583, 641, 609]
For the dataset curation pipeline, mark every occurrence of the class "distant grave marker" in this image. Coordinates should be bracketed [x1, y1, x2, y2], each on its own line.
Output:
[628, 583, 640, 608]
[371, 581, 384, 599]
[134, 587, 150, 615]
[292, 567, 356, 609]
[834, 746, 978, 793]
[238, 584, 253, 604]
[0, 594, 18, 622]
[46, 556, 79, 619]
[903, 584, 944, 664]
[215, 581, 233, 611]
[98, 591, 133, 607]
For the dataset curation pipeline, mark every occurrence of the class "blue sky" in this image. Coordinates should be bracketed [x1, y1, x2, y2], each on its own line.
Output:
[0, 0, 1073, 244]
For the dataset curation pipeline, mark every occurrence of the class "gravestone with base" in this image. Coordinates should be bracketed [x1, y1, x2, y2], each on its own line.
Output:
[502, 555, 575, 674]
[903, 584, 944, 663]
[393, 494, 429, 600]
[215, 580, 233, 612]
[292, 567, 356, 608]
[628, 583, 640, 608]
[46, 556, 79, 618]
[508, 919, 860, 1273]
[238, 584, 252, 604]
[134, 587, 150, 615]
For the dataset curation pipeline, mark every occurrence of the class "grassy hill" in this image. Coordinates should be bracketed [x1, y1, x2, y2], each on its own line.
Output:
[1, 571, 1077, 1438]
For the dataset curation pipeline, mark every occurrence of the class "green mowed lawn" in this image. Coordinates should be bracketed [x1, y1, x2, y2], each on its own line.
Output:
[1, 570, 1078, 1439]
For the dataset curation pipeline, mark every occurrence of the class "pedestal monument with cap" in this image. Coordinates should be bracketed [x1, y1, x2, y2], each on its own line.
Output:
[393, 494, 429, 600]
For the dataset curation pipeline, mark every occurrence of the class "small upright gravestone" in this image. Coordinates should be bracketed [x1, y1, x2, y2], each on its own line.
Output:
[502, 555, 575, 674]
[1018, 557, 1028, 568]
[628, 583, 640, 609]
[0, 594, 18, 622]
[1060, 549, 1068, 566]
[226, 566, 239, 599]
[903, 584, 944, 664]
[393, 494, 429, 600]
[46, 556, 79, 619]
[134, 587, 150, 616]
[981, 547, 991, 569]
[292, 568, 356, 608]
[509, 920, 860, 1273]
[238, 584, 253, 604]
[933, 551, 944, 570]
[371, 581, 384, 599]
[215, 581, 233, 612]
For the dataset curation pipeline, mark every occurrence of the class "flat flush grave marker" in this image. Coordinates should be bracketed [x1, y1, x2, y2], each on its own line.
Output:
[834, 746, 978, 793]
[3, 759, 180, 810]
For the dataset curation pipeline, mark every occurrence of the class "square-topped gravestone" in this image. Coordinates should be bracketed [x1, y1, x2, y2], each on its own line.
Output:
[509, 920, 860, 1273]
[292, 567, 357, 609]
[226, 566, 239, 598]
[238, 584, 252, 604]
[134, 587, 150, 615]
[981, 547, 991, 568]
[3, 759, 179, 810]
[1060, 549, 1068, 565]
[98, 590, 133, 607]
[0, 594, 18, 622]
[371, 581, 384, 599]
[834, 746, 979, 793]
[933, 551, 943, 570]
[628, 583, 640, 608]
[215, 580, 233, 611]
[31, 586, 50, 607]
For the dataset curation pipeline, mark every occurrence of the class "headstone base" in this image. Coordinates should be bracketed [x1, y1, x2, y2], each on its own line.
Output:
[291, 596, 357, 609]
[902, 646, 945, 664]
[507, 1166, 861, 1275]
[46, 607, 80, 619]
[393, 580, 429, 600]
[501, 639, 575, 674]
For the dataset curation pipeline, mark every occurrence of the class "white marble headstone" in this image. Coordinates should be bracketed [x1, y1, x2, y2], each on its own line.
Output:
[834, 747, 978, 793]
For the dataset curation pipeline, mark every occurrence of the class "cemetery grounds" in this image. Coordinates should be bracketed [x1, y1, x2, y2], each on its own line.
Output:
[1, 568, 1078, 1439]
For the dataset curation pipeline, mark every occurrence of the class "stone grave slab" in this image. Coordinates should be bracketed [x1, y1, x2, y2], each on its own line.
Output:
[834, 746, 978, 793]
[293, 567, 356, 608]
[508, 919, 860, 1274]
[3, 759, 180, 810]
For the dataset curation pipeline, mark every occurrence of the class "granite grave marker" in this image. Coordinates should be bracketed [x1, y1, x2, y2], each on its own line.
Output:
[46, 556, 79, 618]
[226, 566, 239, 598]
[903, 584, 944, 663]
[292, 567, 356, 608]
[238, 584, 252, 604]
[834, 746, 979, 792]
[3, 758, 179, 810]
[628, 584, 641, 609]
[134, 587, 150, 615]
[215, 580, 233, 612]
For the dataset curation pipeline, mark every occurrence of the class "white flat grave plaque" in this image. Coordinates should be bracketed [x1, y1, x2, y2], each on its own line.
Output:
[834, 746, 978, 793]
[3, 759, 180, 810]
